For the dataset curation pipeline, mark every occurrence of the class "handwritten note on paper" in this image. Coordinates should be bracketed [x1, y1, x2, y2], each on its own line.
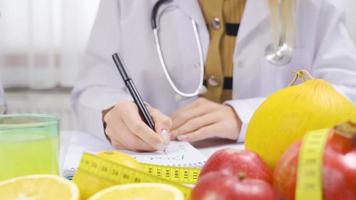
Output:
[120, 141, 207, 167]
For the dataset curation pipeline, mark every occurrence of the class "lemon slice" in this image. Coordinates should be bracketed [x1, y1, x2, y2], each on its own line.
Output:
[89, 183, 184, 200]
[0, 175, 79, 200]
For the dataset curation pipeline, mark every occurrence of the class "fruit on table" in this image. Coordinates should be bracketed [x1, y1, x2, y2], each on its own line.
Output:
[88, 183, 184, 200]
[274, 122, 356, 200]
[0, 174, 79, 200]
[199, 148, 272, 183]
[191, 172, 277, 200]
[75, 151, 143, 199]
[192, 148, 276, 200]
[246, 70, 356, 168]
[97, 151, 143, 171]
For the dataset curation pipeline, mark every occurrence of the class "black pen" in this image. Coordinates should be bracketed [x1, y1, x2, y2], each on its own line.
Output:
[112, 53, 155, 130]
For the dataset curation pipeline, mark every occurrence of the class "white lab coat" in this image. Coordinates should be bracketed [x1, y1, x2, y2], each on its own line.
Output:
[0, 81, 5, 114]
[71, 0, 356, 143]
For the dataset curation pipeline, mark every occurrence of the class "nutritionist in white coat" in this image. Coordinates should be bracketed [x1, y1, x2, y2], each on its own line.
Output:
[71, 0, 356, 151]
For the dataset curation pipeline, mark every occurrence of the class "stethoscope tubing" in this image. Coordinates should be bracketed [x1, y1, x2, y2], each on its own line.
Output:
[151, 0, 293, 98]
[152, 0, 205, 98]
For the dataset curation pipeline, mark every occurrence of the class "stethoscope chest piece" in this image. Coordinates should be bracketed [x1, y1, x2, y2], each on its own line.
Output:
[265, 42, 293, 65]
[264, 0, 294, 65]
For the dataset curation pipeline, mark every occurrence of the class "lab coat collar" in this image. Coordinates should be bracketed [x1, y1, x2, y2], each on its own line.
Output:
[177, 0, 270, 44]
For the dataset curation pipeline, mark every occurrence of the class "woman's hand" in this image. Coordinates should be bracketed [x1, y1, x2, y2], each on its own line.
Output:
[171, 98, 242, 143]
[103, 101, 172, 151]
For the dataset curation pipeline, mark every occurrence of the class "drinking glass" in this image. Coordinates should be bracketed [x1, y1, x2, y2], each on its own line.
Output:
[0, 114, 59, 181]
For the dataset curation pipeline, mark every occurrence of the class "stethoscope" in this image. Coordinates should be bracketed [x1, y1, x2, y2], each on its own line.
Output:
[264, 0, 293, 65]
[152, 0, 205, 98]
[151, 0, 292, 98]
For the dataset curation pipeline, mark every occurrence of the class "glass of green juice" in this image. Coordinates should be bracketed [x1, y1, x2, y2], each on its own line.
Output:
[0, 114, 59, 181]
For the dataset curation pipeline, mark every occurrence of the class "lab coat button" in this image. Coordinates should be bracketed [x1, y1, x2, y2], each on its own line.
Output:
[208, 75, 220, 87]
[211, 17, 221, 29]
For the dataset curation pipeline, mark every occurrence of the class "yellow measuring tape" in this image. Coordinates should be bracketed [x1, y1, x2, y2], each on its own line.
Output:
[296, 129, 329, 200]
[73, 153, 201, 199]
[141, 163, 200, 184]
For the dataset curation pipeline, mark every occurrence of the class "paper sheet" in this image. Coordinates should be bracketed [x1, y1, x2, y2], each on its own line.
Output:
[120, 142, 206, 167]
[62, 132, 206, 179]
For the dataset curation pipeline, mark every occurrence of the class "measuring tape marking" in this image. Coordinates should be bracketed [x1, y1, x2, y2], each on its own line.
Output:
[296, 129, 329, 200]
[141, 163, 200, 184]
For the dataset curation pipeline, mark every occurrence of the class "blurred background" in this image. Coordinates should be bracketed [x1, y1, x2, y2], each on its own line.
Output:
[0, 0, 355, 131]
[0, 0, 100, 130]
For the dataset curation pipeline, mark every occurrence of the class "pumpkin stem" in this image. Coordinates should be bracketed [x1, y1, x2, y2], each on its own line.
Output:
[288, 69, 315, 86]
[334, 121, 356, 139]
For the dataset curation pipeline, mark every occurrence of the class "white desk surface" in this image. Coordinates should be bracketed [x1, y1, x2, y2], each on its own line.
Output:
[60, 131, 244, 166]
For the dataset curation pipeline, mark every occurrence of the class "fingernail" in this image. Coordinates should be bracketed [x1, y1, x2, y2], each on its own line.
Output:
[177, 135, 188, 141]
[160, 129, 171, 145]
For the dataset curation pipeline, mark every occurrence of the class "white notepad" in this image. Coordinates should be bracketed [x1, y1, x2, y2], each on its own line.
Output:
[62, 132, 206, 179]
[120, 141, 206, 167]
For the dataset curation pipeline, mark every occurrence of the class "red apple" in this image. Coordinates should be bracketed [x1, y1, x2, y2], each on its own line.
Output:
[191, 172, 277, 200]
[199, 149, 273, 183]
[343, 148, 356, 188]
[274, 122, 356, 200]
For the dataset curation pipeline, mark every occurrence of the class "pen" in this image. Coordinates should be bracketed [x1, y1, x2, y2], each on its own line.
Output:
[112, 53, 155, 130]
